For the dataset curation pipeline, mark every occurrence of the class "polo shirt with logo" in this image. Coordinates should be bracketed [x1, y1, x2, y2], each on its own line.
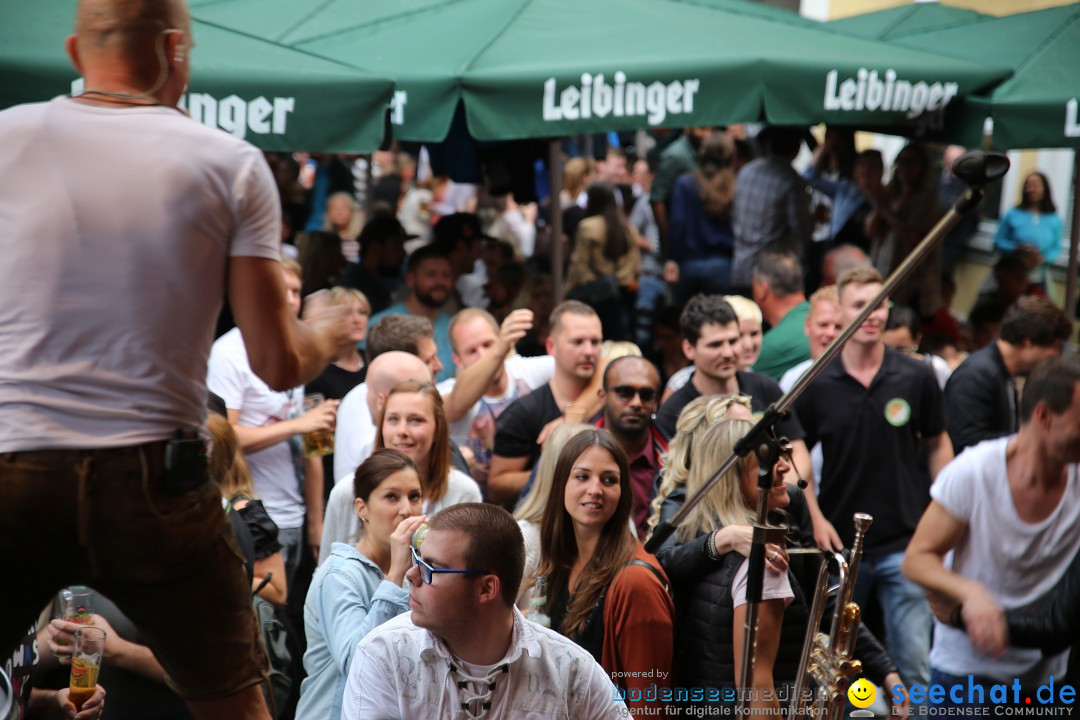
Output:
[793, 348, 945, 556]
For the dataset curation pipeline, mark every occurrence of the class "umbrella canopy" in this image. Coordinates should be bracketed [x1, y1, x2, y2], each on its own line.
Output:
[888, 4, 1080, 150]
[880, 4, 1080, 318]
[827, 3, 993, 41]
[0, 3, 396, 152]
[192, 0, 1010, 142]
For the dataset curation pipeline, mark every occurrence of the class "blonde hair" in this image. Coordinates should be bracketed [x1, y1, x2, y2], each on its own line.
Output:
[563, 157, 596, 198]
[723, 295, 762, 326]
[281, 257, 302, 279]
[674, 419, 756, 544]
[323, 191, 364, 239]
[328, 285, 371, 315]
[645, 394, 752, 538]
[206, 413, 255, 500]
[513, 422, 595, 524]
[601, 340, 643, 361]
[808, 284, 839, 312]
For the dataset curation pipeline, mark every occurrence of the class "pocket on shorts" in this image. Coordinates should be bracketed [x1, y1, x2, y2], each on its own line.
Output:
[140, 468, 215, 521]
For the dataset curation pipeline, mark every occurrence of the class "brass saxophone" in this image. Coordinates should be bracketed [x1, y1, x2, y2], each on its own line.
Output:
[790, 513, 873, 720]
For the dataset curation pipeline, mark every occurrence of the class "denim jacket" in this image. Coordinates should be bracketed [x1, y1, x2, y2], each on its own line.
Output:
[295, 542, 409, 720]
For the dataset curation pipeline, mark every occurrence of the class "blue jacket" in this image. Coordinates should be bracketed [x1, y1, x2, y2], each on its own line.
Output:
[295, 542, 410, 720]
[802, 166, 869, 241]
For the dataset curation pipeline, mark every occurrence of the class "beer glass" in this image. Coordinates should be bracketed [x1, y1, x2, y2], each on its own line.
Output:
[56, 586, 94, 625]
[301, 393, 335, 458]
[69, 626, 105, 710]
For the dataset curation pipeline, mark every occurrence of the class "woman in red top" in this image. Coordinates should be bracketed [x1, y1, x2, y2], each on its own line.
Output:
[538, 428, 674, 710]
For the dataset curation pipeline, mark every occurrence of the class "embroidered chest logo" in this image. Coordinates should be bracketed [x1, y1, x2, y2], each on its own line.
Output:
[884, 398, 911, 427]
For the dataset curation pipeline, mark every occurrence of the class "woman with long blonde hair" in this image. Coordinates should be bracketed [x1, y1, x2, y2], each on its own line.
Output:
[654, 416, 899, 713]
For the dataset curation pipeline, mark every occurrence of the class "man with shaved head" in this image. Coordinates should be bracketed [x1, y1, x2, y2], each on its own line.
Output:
[319, 351, 432, 564]
[0, 1, 346, 718]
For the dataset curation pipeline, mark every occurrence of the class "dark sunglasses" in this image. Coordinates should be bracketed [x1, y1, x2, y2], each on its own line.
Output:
[607, 385, 659, 403]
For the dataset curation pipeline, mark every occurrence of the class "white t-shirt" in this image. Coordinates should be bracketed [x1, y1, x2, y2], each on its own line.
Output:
[0, 99, 279, 451]
[318, 466, 481, 565]
[333, 383, 375, 484]
[437, 355, 555, 448]
[929, 436, 1080, 682]
[731, 558, 795, 609]
[208, 328, 305, 529]
[664, 365, 695, 396]
[778, 358, 823, 488]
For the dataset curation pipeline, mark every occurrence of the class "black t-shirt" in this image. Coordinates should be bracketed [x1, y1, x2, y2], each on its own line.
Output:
[654, 370, 804, 442]
[4, 622, 35, 720]
[306, 362, 366, 505]
[493, 384, 562, 469]
[793, 349, 945, 556]
[92, 596, 196, 720]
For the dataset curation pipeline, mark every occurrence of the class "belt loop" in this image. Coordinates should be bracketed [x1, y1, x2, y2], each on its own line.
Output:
[76, 454, 97, 575]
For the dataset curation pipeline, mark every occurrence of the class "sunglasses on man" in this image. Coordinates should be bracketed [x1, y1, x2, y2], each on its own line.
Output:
[606, 385, 659, 403]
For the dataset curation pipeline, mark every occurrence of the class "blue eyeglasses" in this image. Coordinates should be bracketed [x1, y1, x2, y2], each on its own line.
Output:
[410, 546, 486, 584]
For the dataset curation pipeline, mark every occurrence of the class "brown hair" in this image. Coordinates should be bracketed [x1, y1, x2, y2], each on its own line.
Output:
[353, 448, 421, 505]
[1000, 295, 1073, 348]
[429, 503, 525, 607]
[837, 266, 884, 302]
[695, 132, 736, 221]
[375, 381, 452, 503]
[1020, 356, 1080, 423]
[538, 428, 635, 637]
[366, 315, 434, 360]
[206, 413, 254, 500]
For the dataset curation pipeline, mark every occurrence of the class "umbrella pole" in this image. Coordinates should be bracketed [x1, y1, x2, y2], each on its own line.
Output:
[549, 139, 564, 299]
[1065, 152, 1080, 322]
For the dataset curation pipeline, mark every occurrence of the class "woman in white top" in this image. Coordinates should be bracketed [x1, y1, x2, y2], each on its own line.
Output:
[375, 381, 481, 515]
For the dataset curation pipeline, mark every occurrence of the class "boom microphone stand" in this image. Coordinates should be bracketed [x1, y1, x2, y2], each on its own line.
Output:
[643, 150, 1009, 711]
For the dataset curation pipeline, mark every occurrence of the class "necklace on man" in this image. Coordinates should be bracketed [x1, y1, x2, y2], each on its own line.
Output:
[75, 89, 162, 107]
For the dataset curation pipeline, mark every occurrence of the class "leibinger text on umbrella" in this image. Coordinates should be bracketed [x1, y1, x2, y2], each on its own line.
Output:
[1065, 99, 1080, 138]
[68, 79, 295, 140]
[543, 72, 700, 127]
[824, 68, 958, 118]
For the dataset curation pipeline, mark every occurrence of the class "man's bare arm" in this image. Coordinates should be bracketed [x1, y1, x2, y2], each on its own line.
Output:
[902, 500, 1006, 656]
[926, 432, 955, 482]
[488, 454, 531, 506]
[444, 310, 534, 422]
[228, 256, 343, 391]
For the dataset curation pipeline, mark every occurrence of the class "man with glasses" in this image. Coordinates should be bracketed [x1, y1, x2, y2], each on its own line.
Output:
[341, 504, 626, 719]
[794, 266, 953, 690]
[594, 357, 667, 539]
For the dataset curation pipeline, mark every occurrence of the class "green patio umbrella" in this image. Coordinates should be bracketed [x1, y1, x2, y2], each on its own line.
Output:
[191, 0, 1010, 143]
[0, 3, 395, 152]
[827, 3, 993, 41]
[884, 4, 1080, 316]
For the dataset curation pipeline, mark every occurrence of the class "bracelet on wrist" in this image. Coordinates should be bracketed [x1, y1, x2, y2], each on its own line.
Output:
[704, 530, 722, 562]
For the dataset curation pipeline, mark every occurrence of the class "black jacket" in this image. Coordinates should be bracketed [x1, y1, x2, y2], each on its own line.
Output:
[656, 483, 894, 690]
[1004, 546, 1080, 686]
[654, 485, 896, 693]
[944, 342, 1017, 455]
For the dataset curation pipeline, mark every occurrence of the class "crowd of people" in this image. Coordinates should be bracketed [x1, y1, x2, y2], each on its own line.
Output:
[2, 1, 1079, 719]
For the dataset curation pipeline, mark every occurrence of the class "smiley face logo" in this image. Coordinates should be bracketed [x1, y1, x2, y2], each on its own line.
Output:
[848, 678, 876, 709]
